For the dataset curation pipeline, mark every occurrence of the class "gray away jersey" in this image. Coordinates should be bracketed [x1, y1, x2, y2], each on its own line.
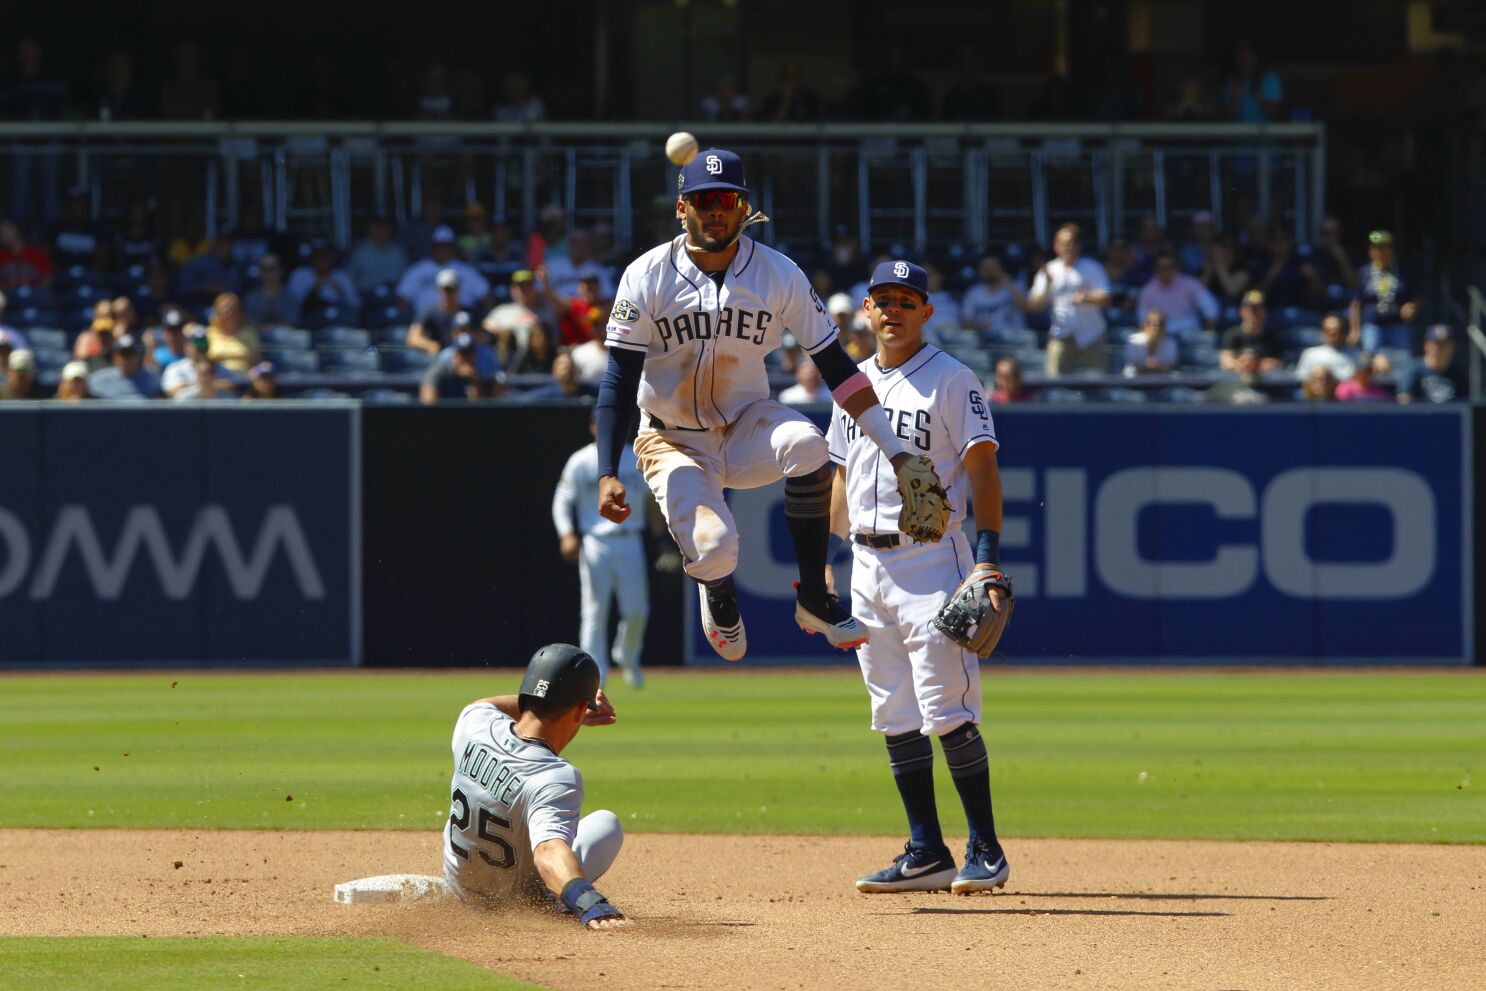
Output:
[605, 234, 839, 429]
[827, 345, 998, 535]
[443, 703, 584, 902]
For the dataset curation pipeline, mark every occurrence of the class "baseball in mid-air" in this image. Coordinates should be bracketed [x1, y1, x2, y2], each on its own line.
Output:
[666, 131, 699, 165]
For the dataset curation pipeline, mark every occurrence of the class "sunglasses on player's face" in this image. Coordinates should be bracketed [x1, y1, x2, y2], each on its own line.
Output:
[687, 190, 742, 212]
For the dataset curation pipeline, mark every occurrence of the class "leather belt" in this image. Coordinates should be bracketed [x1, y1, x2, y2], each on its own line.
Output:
[647, 413, 708, 432]
[853, 532, 903, 549]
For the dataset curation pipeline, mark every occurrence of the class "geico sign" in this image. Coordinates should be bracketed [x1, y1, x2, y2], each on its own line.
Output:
[999, 467, 1435, 600]
[0, 504, 326, 602]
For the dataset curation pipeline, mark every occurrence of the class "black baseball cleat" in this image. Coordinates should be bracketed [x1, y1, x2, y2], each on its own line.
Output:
[699, 580, 747, 661]
[794, 582, 869, 650]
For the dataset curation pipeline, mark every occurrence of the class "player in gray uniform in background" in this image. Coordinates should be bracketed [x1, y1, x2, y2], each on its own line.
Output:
[443, 643, 630, 929]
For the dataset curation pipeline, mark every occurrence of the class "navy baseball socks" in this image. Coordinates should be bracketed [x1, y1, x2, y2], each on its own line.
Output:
[941, 723, 1010, 893]
[787, 466, 868, 649]
[857, 731, 956, 892]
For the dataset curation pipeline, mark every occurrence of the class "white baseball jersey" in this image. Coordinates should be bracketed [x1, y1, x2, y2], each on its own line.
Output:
[1029, 257, 1110, 346]
[552, 442, 647, 538]
[605, 235, 839, 429]
[827, 345, 998, 535]
[443, 702, 584, 903]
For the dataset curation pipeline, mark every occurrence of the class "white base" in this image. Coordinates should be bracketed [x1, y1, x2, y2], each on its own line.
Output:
[333, 873, 450, 905]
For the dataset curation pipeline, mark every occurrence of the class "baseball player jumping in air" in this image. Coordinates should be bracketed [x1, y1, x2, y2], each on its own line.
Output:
[595, 148, 947, 660]
[827, 260, 1015, 894]
[443, 644, 630, 930]
[552, 412, 652, 688]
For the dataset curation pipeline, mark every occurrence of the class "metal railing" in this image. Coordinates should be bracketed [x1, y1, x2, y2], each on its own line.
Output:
[1464, 286, 1486, 402]
[0, 120, 1325, 255]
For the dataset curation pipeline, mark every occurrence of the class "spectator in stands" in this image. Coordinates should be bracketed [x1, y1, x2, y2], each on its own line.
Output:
[1397, 325, 1467, 404]
[922, 264, 962, 337]
[243, 361, 279, 400]
[774, 329, 806, 373]
[1224, 41, 1282, 123]
[508, 319, 557, 376]
[230, 210, 272, 270]
[1, 348, 36, 399]
[826, 292, 858, 336]
[1351, 230, 1416, 354]
[492, 71, 545, 123]
[1219, 290, 1282, 373]
[52, 186, 100, 268]
[0, 219, 53, 290]
[1128, 214, 1169, 287]
[1204, 347, 1269, 405]
[397, 226, 489, 312]
[484, 269, 553, 362]
[484, 213, 525, 267]
[56, 360, 91, 401]
[132, 262, 171, 321]
[289, 242, 360, 315]
[1100, 237, 1138, 303]
[96, 51, 149, 121]
[760, 63, 820, 122]
[1179, 211, 1216, 275]
[1295, 313, 1360, 383]
[845, 325, 875, 363]
[0, 291, 28, 351]
[527, 204, 567, 269]
[345, 214, 408, 294]
[73, 300, 116, 369]
[962, 254, 1027, 340]
[87, 333, 160, 400]
[110, 296, 138, 338]
[991, 357, 1033, 404]
[1335, 354, 1390, 402]
[1256, 226, 1307, 309]
[1306, 215, 1357, 295]
[116, 201, 161, 267]
[459, 202, 493, 261]
[407, 269, 468, 356]
[544, 229, 614, 298]
[145, 308, 187, 371]
[1166, 72, 1217, 121]
[161, 329, 211, 398]
[1301, 365, 1338, 403]
[399, 196, 444, 261]
[700, 75, 750, 122]
[1201, 234, 1251, 302]
[1029, 224, 1111, 375]
[421, 331, 502, 402]
[159, 42, 219, 120]
[1123, 310, 1179, 375]
[178, 232, 243, 299]
[242, 253, 299, 327]
[538, 266, 602, 346]
[570, 320, 610, 382]
[523, 349, 597, 402]
[1137, 250, 1218, 338]
[206, 292, 261, 373]
[779, 358, 828, 405]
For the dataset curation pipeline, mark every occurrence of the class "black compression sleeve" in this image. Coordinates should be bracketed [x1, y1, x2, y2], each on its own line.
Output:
[595, 347, 645, 478]
[809, 339, 863, 392]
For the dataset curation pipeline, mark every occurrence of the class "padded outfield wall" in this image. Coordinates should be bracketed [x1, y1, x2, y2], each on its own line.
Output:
[0, 403, 1477, 667]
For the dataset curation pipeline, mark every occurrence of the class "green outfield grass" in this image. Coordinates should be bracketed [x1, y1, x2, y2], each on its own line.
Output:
[0, 937, 538, 991]
[1, 669, 1482, 842]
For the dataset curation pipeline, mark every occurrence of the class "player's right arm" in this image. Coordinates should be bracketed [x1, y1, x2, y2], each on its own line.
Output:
[595, 264, 654, 523]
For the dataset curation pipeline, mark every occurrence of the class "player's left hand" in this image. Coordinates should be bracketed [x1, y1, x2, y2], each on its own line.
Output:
[583, 689, 616, 726]
[966, 563, 1005, 612]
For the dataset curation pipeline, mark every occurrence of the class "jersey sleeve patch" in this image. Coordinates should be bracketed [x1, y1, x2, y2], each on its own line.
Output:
[611, 299, 639, 322]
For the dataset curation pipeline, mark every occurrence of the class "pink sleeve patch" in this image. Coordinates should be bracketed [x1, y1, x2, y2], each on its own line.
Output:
[831, 371, 872, 404]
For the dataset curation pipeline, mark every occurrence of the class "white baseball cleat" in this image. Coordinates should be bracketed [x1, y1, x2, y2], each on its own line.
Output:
[699, 581, 747, 661]
[794, 584, 870, 650]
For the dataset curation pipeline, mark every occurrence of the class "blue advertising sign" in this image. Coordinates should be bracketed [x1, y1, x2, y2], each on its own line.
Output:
[0, 405, 359, 666]
[687, 407, 1470, 666]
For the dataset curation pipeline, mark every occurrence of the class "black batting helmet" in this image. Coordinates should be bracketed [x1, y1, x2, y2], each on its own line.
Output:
[519, 643, 600, 712]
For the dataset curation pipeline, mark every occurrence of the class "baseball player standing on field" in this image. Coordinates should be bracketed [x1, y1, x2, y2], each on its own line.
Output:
[443, 643, 630, 930]
[595, 148, 948, 661]
[552, 412, 651, 688]
[827, 260, 1014, 895]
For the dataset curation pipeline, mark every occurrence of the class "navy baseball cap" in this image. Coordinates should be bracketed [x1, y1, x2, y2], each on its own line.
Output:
[453, 331, 476, 352]
[868, 259, 930, 300]
[678, 148, 749, 197]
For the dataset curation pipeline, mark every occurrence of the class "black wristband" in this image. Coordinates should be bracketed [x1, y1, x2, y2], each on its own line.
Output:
[975, 529, 1000, 566]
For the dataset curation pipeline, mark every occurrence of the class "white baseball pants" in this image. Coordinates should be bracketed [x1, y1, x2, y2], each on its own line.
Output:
[579, 532, 648, 683]
[633, 400, 828, 583]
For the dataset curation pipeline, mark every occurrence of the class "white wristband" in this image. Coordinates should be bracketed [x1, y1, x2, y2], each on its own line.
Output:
[852, 404, 907, 462]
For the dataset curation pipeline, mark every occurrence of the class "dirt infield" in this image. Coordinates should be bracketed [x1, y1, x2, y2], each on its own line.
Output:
[2, 829, 1481, 990]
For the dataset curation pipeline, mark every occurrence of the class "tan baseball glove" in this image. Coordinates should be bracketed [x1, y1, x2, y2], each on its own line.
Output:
[932, 566, 1014, 658]
[895, 455, 950, 542]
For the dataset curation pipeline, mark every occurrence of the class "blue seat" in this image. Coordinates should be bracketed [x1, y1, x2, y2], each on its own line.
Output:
[1041, 386, 1087, 404]
[300, 306, 344, 331]
[8, 284, 52, 306]
[263, 347, 319, 373]
[361, 388, 416, 405]
[25, 328, 68, 351]
[362, 303, 408, 329]
[60, 305, 95, 332]
[317, 346, 380, 372]
[33, 348, 70, 370]
[318, 326, 371, 348]
[1098, 387, 1147, 403]
[10, 305, 57, 329]
[262, 326, 313, 349]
